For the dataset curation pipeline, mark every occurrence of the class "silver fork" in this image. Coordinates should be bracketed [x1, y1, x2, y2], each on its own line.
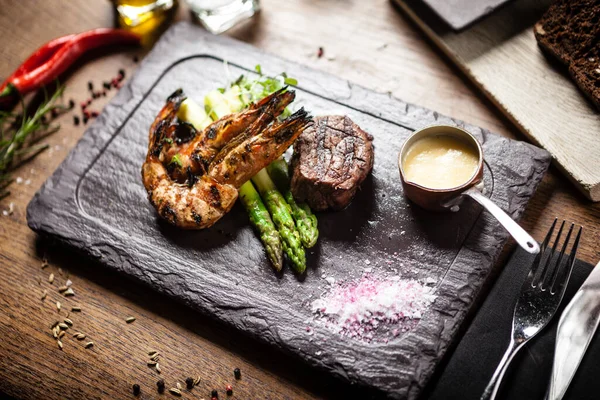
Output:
[480, 219, 582, 400]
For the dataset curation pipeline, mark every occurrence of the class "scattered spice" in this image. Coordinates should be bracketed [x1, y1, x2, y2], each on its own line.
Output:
[58, 323, 69, 330]
[58, 285, 68, 293]
[69, 99, 75, 109]
[148, 350, 158, 356]
[64, 288, 75, 297]
[58, 330, 65, 339]
[147, 361, 157, 366]
[48, 273, 54, 284]
[103, 82, 111, 90]
[41, 259, 49, 269]
[58, 267, 63, 276]
[156, 363, 161, 374]
[233, 368, 241, 380]
[71, 306, 81, 312]
[157, 379, 165, 393]
[317, 46, 324, 58]
[133, 55, 139, 63]
[133, 383, 140, 396]
[41, 290, 47, 300]
[126, 316, 136, 323]
[226, 385, 233, 395]
[64, 318, 73, 326]
[169, 388, 182, 396]
[73, 116, 80, 126]
[85, 341, 94, 348]
[88, 81, 94, 91]
[56, 301, 61, 312]
[194, 377, 201, 386]
[66, 279, 73, 287]
[57, 340, 63, 350]
[76, 333, 86, 340]
[176, 382, 182, 390]
[211, 389, 218, 398]
[185, 377, 194, 389]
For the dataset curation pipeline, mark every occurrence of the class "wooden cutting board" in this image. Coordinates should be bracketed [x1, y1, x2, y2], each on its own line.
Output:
[26, 22, 550, 399]
[393, 0, 600, 202]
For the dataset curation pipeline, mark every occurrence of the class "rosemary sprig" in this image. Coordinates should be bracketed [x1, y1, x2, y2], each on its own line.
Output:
[0, 85, 65, 199]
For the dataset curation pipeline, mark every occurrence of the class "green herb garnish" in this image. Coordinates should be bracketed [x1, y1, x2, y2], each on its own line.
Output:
[1, 85, 65, 200]
[170, 153, 183, 167]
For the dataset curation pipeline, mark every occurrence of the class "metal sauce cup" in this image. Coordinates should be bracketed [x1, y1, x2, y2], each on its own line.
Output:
[398, 125, 540, 254]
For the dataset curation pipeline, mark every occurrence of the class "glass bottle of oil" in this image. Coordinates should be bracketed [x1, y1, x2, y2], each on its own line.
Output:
[112, 0, 179, 44]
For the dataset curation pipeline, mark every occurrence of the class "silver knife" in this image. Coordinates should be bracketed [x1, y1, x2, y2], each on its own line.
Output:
[547, 261, 600, 400]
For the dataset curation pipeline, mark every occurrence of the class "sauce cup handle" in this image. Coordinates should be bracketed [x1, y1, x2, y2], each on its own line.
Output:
[464, 187, 540, 254]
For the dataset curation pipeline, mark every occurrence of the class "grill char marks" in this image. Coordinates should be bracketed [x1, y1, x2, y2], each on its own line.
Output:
[290, 115, 374, 211]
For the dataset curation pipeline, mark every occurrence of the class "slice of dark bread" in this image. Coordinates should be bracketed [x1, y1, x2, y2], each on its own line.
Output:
[534, 0, 600, 111]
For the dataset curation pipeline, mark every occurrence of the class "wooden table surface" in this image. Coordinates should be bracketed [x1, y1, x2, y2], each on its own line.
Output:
[0, 1, 598, 399]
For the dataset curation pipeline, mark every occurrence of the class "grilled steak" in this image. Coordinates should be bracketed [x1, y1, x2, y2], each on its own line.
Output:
[290, 115, 374, 211]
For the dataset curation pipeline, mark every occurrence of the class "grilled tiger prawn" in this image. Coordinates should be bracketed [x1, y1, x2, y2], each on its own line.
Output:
[141, 88, 312, 229]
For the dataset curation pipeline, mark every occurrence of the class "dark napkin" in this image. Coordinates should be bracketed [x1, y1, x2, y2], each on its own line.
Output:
[426, 248, 599, 400]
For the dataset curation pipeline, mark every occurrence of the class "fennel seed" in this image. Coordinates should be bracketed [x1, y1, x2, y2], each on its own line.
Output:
[71, 307, 81, 312]
[168, 388, 181, 396]
[126, 316, 136, 323]
[58, 323, 69, 330]
[48, 273, 54, 284]
[58, 268, 63, 276]
[64, 288, 75, 297]
[64, 318, 73, 326]
[176, 382, 182, 390]
[76, 333, 86, 340]
[148, 350, 158, 356]
[41, 290, 47, 300]
[58, 286, 68, 293]
[155, 363, 161, 373]
[52, 327, 58, 339]
[147, 361, 157, 366]
[58, 331, 65, 339]
[37, 276, 42, 285]
[57, 340, 63, 350]
[85, 341, 94, 348]
[193, 377, 201, 386]
[56, 301, 61, 312]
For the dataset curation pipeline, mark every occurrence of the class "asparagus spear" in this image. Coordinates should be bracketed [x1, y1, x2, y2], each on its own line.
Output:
[238, 181, 283, 271]
[252, 168, 306, 273]
[202, 90, 284, 271]
[267, 159, 318, 248]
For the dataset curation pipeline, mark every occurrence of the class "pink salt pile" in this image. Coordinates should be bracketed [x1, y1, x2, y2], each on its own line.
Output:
[311, 275, 436, 342]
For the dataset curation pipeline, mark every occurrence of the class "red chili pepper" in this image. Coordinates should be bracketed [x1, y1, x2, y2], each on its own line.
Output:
[0, 28, 141, 109]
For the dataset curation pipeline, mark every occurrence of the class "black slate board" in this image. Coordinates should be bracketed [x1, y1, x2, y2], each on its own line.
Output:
[26, 22, 551, 399]
[428, 249, 598, 400]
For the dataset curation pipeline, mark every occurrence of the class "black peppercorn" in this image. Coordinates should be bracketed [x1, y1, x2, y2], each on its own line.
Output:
[132, 383, 140, 395]
[103, 82, 111, 90]
[133, 55, 139, 63]
[157, 379, 165, 393]
[73, 116, 80, 126]
[226, 385, 233, 395]
[211, 389, 218, 398]
[119, 68, 126, 77]
[83, 116, 88, 125]
[233, 368, 241, 379]
[68, 99, 75, 109]
[186, 377, 194, 389]
[88, 81, 93, 91]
